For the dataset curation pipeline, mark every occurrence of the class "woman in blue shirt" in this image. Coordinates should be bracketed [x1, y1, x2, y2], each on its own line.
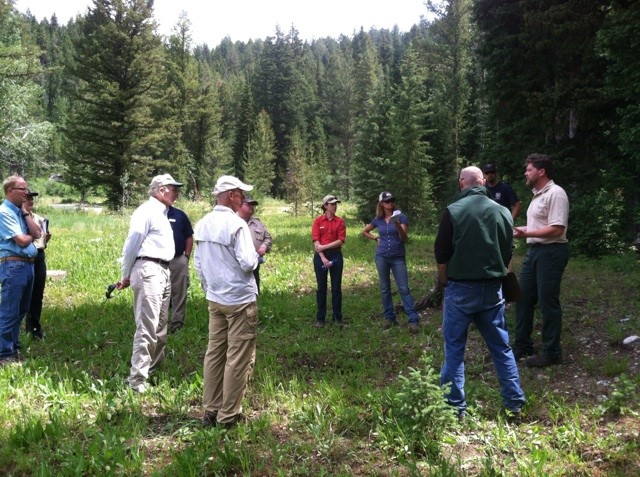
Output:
[362, 191, 420, 333]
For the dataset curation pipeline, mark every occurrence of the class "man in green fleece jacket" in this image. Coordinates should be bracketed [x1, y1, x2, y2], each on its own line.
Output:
[434, 166, 525, 422]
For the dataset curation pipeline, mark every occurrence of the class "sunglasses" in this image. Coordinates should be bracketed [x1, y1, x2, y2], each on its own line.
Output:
[382, 198, 394, 203]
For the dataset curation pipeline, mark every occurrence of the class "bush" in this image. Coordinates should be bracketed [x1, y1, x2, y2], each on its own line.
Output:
[569, 187, 625, 257]
[373, 353, 457, 460]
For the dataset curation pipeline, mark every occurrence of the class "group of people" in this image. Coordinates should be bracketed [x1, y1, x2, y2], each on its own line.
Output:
[0, 151, 569, 425]
[435, 154, 569, 421]
[115, 174, 271, 427]
[0, 176, 51, 365]
[311, 154, 569, 422]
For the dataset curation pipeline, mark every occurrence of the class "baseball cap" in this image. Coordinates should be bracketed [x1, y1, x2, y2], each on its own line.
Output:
[243, 195, 259, 205]
[322, 194, 340, 205]
[150, 174, 183, 188]
[26, 191, 39, 198]
[379, 191, 394, 202]
[483, 163, 497, 173]
[213, 175, 253, 196]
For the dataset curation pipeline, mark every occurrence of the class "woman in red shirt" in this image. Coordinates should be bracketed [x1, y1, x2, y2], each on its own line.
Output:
[311, 194, 346, 327]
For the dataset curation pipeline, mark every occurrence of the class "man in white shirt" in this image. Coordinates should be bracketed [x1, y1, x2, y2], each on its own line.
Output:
[513, 154, 569, 368]
[194, 175, 259, 427]
[117, 174, 183, 392]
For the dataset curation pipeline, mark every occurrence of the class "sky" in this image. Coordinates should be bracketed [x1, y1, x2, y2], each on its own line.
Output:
[14, 0, 428, 47]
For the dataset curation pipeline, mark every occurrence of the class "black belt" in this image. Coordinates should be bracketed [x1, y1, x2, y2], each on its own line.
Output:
[136, 256, 170, 266]
[527, 242, 567, 248]
[0, 256, 35, 263]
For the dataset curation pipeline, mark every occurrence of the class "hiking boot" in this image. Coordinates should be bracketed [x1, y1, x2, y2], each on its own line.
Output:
[513, 348, 535, 362]
[219, 413, 247, 429]
[383, 320, 398, 330]
[169, 323, 184, 334]
[202, 411, 218, 427]
[505, 409, 522, 425]
[314, 321, 325, 328]
[408, 323, 420, 334]
[525, 354, 562, 368]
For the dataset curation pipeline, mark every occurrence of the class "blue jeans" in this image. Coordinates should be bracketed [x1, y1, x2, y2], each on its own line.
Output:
[515, 243, 569, 358]
[440, 279, 525, 413]
[314, 251, 343, 323]
[0, 260, 34, 358]
[375, 255, 419, 324]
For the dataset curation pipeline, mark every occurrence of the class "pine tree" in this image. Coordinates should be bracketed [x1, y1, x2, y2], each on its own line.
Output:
[0, 2, 52, 176]
[244, 109, 276, 196]
[62, 0, 168, 208]
[422, 0, 474, 209]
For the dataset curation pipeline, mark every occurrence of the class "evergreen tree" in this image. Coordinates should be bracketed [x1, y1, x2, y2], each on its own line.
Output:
[253, 26, 314, 197]
[0, 1, 52, 176]
[389, 46, 434, 224]
[352, 77, 395, 222]
[284, 128, 308, 216]
[244, 109, 276, 196]
[597, 0, 640, 240]
[422, 0, 474, 209]
[62, 0, 168, 208]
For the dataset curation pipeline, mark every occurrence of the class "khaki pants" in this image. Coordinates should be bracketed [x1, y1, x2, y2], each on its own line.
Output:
[203, 301, 258, 424]
[169, 255, 189, 327]
[127, 260, 171, 388]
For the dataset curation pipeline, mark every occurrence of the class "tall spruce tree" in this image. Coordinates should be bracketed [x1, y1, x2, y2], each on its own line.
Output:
[422, 0, 474, 209]
[389, 46, 434, 224]
[243, 109, 276, 196]
[0, 1, 52, 176]
[62, 0, 168, 208]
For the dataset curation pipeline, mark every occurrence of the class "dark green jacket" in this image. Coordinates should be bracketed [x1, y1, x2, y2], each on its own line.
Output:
[446, 186, 513, 280]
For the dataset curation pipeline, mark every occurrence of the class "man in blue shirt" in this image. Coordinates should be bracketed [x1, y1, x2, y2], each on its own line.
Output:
[483, 163, 522, 221]
[168, 205, 194, 334]
[0, 175, 42, 364]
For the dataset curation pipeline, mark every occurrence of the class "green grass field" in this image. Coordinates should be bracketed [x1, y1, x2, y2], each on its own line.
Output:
[1, 198, 639, 476]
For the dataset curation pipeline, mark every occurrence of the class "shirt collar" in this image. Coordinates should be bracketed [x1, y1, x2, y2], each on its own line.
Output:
[3, 199, 21, 215]
[532, 180, 555, 196]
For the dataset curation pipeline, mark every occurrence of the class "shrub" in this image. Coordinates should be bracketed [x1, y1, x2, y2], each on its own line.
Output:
[373, 353, 457, 460]
[569, 187, 625, 258]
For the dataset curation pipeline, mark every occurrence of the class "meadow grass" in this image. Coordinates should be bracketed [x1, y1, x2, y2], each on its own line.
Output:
[0, 198, 639, 476]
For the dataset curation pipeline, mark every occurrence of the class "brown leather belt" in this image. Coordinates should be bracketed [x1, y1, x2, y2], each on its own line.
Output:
[0, 256, 35, 263]
[136, 256, 170, 267]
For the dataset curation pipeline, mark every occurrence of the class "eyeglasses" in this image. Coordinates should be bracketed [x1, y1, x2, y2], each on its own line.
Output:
[382, 199, 394, 203]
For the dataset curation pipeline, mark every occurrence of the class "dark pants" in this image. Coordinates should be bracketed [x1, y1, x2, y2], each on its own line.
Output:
[515, 243, 569, 358]
[313, 251, 343, 323]
[26, 249, 46, 337]
[253, 264, 261, 295]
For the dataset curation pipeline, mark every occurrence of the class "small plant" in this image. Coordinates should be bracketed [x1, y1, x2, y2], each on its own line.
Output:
[373, 353, 457, 460]
[583, 352, 629, 377]
[598, 374, 640, 417]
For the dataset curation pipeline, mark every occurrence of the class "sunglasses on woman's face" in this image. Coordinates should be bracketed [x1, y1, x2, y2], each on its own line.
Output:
[383, 199, 394, 203]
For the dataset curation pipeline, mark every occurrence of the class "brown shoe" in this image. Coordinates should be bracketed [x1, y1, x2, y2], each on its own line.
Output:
[408, 323, 420, 334]
[202, 411, 218, 427]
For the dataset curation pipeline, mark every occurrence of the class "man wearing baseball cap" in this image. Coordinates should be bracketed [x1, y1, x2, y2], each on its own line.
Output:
[194, 175, 260, 428]
[117, 173, 183, 393]
[483, 163, 521, 221]
[237, 195, 272, 294]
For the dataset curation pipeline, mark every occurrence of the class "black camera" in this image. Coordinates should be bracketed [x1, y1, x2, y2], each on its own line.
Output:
[106, 284, 117, 299]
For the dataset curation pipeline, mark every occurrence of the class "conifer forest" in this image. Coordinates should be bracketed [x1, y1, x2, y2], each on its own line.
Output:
[2, 0, 639, 256]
